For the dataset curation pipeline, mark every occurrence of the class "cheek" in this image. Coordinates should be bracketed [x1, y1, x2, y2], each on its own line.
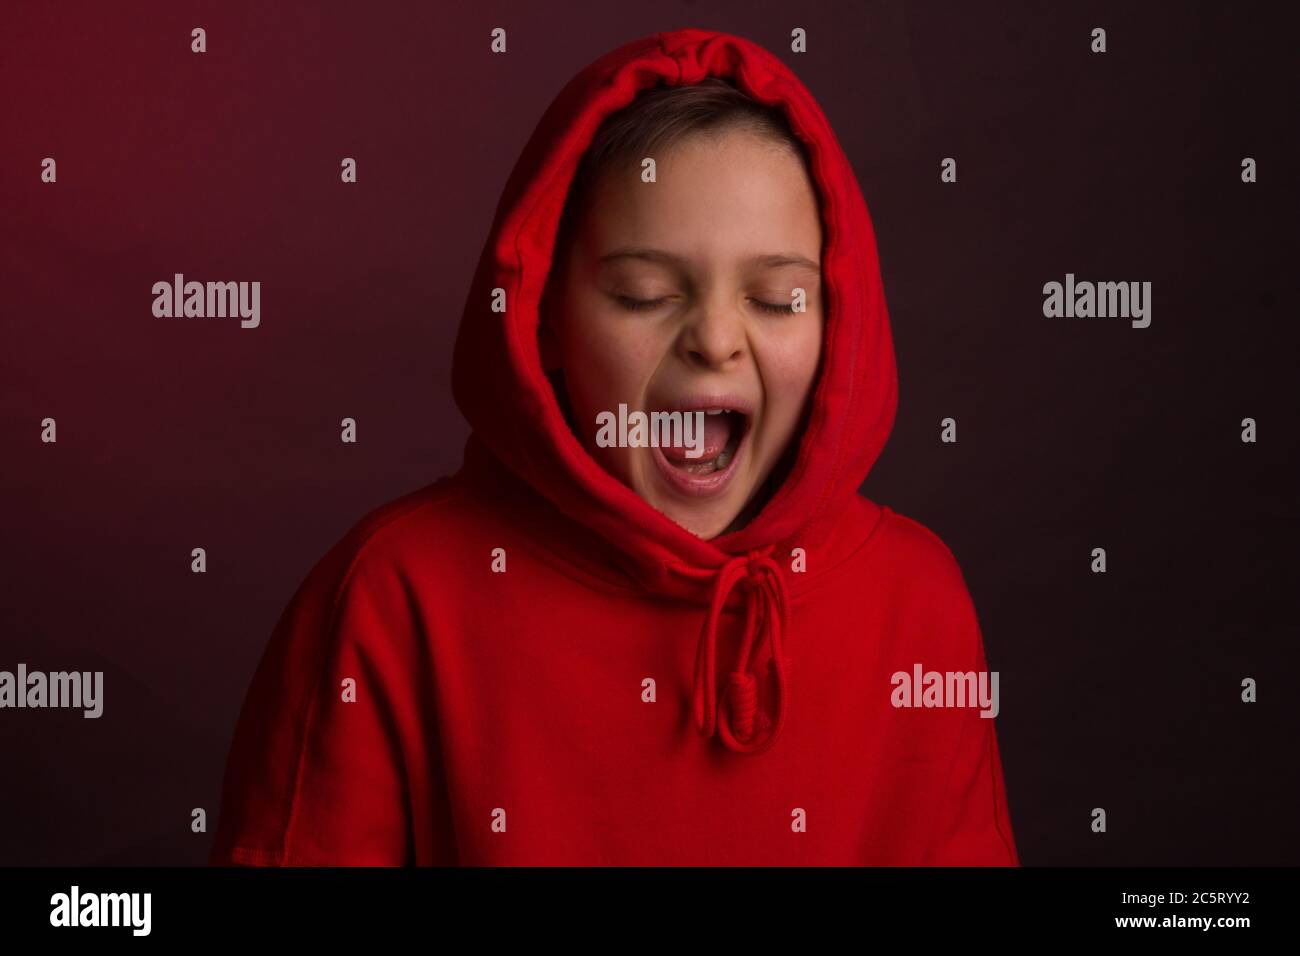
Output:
[762, 320, 824, 411]
[559, 300, 661, 414]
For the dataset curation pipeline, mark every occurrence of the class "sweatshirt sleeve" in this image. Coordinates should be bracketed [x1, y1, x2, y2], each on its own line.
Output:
[923, 572, 1021, 866]
[208, 525, 446, 866]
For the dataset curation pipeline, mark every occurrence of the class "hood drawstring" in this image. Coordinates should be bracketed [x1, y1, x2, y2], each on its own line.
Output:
[687, 548, 791, 755]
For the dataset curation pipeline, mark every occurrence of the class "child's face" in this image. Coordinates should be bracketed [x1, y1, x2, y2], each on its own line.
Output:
[545, 128, 824, 539]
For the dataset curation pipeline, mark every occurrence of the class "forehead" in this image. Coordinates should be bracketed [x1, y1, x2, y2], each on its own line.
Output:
[577, 130, 823, 264]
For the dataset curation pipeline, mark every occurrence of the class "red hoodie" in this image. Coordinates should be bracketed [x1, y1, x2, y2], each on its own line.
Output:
[209, 26, 1019, 866]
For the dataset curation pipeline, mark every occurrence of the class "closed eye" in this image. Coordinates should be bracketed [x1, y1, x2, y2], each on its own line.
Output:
[613, 295, 799, 315]
[614, 295, 671, 313]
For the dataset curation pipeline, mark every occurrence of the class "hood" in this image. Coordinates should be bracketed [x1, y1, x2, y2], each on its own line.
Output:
[452, 27, 898, 755]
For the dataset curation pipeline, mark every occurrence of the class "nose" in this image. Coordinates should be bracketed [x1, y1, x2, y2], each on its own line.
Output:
[677, 295, 746, 370]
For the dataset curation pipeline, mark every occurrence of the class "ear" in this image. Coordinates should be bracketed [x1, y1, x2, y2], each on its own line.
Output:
[539, 324, 561, 371]
[538, 289, 563, 371]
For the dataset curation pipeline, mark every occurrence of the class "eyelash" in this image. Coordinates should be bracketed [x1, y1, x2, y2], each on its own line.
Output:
[615, 295, 796, 315]
[615, 295, 667, 313]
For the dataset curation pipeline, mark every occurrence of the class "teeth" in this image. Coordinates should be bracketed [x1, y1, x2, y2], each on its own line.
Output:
[715, 449, 733, 468]
[705, 408, 723, 415]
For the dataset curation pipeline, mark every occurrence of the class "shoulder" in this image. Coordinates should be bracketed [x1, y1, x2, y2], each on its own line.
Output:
[279, 470, 494, 622]
[867, 505, 981, 634]
[331, 474, 470, 567]
[819, 505, 989, 670]
[874, 507, 970, 589]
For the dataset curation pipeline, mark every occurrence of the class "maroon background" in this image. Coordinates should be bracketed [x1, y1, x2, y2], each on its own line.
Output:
[2, 0, 1295, 865]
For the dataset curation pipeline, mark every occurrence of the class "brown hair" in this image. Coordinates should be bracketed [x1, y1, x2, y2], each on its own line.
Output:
[550, 76, 812, 267]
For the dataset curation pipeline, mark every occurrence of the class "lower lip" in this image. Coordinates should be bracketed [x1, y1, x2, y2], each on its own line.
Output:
[650, 425, 748, 499]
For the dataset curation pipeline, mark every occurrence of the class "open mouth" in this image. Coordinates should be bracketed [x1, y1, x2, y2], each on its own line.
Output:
[651, 404, 752, 498]
[663, 409, 746, 474]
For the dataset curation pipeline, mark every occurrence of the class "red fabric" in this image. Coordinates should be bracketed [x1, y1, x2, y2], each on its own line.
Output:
[209, 26, 1019, 866]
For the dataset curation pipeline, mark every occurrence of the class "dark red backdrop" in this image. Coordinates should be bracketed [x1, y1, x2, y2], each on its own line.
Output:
[2, 1, 1295, 865]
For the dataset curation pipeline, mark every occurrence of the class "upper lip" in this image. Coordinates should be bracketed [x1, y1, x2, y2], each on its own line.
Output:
[654, 393, 755, 416]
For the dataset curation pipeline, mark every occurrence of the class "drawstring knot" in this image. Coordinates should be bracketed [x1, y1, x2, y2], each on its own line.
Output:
[690, 547, 791, 755]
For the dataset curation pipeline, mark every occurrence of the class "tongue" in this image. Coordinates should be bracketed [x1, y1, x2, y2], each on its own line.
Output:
[661, 412, 734, 463]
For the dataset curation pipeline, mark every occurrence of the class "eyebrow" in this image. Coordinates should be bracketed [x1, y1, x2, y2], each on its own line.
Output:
[599, 246, 820, 273]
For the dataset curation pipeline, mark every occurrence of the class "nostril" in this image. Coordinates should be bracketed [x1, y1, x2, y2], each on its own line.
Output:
[684, 345, 744, 369]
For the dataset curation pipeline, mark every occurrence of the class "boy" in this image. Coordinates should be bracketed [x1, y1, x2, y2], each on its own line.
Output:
[210, 27, 1019, 865]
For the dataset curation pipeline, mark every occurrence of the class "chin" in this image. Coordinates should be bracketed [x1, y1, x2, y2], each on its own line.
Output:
[654, 495, 743, 540]
[624, 455, 752, 539]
